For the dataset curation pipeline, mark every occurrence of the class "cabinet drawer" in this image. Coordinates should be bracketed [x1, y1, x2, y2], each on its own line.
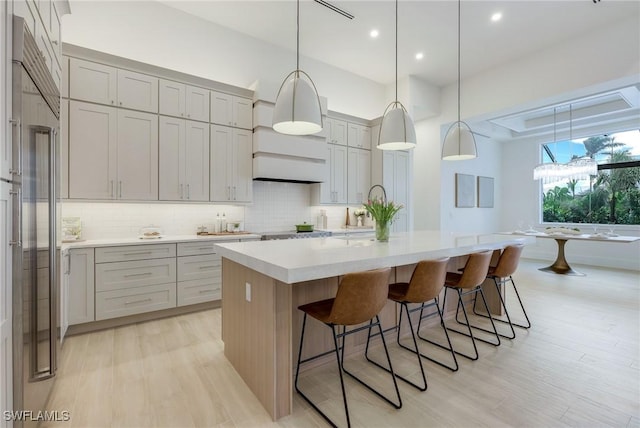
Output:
[95, 244, 176, 263]
[96, 283, 176, 321]
[96, 258, 176, 292]
[177, 241, 225, 256]
[177, 254, 221, 282]
[177, 278, 221, 306]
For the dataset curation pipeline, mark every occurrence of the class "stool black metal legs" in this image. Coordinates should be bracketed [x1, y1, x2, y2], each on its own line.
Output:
[416, 299, 459, 372]
[295, 314, 402, 428]
[442, 285, 501, 360]
[472, 276, 531, 337]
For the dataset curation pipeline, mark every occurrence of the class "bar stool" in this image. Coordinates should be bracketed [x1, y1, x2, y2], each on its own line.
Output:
[368, 258, 457, 392]
[473, 244, 530, 339]
[442, 250, 500, 360]
[294, 268, 401, 428]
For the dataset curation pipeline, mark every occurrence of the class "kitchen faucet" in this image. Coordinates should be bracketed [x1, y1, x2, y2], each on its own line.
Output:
[367, 184, 387, 203]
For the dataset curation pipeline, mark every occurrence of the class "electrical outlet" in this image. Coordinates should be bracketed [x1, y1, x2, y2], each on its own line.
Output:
[245, 282, 251, 302]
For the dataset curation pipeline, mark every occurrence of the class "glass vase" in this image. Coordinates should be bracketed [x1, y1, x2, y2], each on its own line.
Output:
[375, 220, 390, 242]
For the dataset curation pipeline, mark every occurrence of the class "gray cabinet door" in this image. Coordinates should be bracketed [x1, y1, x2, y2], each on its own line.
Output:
[185, 85, 209, 122]
[210, 124, 232, 201]
[117, 69, 158, 113]
[159, 79, 186, 118]
[348, 148, 371, 204]
[116, 109, 158, 200]
[233, 97, 253, 130]
[232, 129, 253, 202]
[184, 121, 210, 201]
[211, 91, 233, 127]
[69, 101, 117, 199]
[69, 58, 117, 106]
[332, 144, 348, 204]
[159, 116, 185, 201]
[68, 248, 95, 325]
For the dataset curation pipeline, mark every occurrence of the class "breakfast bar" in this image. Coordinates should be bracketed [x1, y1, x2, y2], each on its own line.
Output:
[214, 231, 534, 420]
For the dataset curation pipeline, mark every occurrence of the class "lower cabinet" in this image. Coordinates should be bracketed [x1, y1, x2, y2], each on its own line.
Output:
[66, 248, 95, 325]
[66, 240, 240, 326]
[96, 283, 176, 321]
[176, 242, 223, 306]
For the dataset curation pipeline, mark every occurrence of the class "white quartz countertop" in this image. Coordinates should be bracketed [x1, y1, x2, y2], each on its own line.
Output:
[214, 230, 535, 284]
[61, 233, 262, 251]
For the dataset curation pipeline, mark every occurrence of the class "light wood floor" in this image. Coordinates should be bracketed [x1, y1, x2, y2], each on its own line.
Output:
[43, 260, 640, 428]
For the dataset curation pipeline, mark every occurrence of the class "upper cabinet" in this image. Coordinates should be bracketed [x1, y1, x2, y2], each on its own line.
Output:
[69, 58, 158, 113]
[326, 118, 347, 146]
[210, 91, 252, 130]
[13, 0, 65, 90]
[68, 101, 158, 200]
[347, 124, 372, 150]
[210, 125, 252, 203]
[159, 117, 210, 202]
[117, 69, 158, 112]
[69, 58, 117, 106]
[159, 79, 209, 122]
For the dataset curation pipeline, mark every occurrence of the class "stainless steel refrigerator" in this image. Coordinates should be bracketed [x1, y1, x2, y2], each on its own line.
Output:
[8, 16, 61, 425]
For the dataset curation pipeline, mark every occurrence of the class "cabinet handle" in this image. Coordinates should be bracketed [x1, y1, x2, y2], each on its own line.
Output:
[187, 184, 190, 200]
[180, 184, 184, 199]
[232, 186, 236, 200]
[124, 298, 153, 305]
[198, 265, 218, 270]
[65, 253, 71, 275]
[187, 114, 190, 118]
[123, 251, 153, 256]
[119, 102, 123, 106]
[111, 100, 114, 105]
[198, 247, 214, 251]
[52, 40, 59, 45]
[181, 113, 184, 117]
[119, 181, 122, 198]
[124, 272, 153, 278]
[199, 289, 215, 294]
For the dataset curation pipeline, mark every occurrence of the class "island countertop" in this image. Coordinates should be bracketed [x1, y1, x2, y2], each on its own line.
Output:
[214, 230, 535, 284]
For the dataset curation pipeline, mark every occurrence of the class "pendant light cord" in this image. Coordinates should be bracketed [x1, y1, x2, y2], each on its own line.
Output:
[457, 0, 461, 123]
[395, 0, 398, 102]
[296, 0, 300, 72]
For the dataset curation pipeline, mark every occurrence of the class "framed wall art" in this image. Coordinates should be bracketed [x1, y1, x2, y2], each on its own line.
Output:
[455, 173, 475, 208]
[477, 176, 494, 208]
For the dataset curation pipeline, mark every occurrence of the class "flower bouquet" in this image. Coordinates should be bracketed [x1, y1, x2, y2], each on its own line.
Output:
[364, 197, 403, 241]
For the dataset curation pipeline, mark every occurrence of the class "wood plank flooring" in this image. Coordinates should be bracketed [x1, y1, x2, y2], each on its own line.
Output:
[42, 260, 640, 427]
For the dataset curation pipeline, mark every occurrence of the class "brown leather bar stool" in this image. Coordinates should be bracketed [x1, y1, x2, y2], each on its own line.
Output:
[473, 244, 531, 339]
[295, 268, 401, 428]
[367, 258, 457, 392]
[442, 250, 500, 360]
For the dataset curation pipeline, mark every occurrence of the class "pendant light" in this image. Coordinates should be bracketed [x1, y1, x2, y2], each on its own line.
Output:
[272, 0, 323, 135]
[377, 0, 416, 150]
[442, 0, 477, 161]
[533, 107, 565, 182]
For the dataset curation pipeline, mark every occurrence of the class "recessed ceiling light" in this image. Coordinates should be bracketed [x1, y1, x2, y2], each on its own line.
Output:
[491, 12, 502, 22]
[415, 52, 424, 60]
[370, 29, 379, 38]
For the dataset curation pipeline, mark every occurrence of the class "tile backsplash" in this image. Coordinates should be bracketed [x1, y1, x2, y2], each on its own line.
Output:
[61, 181, 369, 239]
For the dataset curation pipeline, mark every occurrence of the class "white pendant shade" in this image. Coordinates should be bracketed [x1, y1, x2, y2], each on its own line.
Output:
[377, 104, 417, 150]
[442, 121, 477, 160]
[273, 70, 323, 136]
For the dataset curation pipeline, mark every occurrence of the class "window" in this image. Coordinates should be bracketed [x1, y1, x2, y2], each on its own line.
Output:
[541, 130, 640, 225]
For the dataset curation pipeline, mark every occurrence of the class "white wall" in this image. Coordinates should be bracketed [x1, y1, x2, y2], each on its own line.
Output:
[61, 0, 385, 119]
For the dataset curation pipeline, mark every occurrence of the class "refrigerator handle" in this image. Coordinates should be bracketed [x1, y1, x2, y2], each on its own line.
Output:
[9, 187, 22, 247]
[48, 127, 57, 376]
[9, 119, 22, 176]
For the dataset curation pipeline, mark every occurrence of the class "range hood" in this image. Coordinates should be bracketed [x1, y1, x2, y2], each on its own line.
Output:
[253, 99, 328, 183]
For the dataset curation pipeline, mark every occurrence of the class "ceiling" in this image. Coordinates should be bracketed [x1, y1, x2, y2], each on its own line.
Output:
[158, 0, 640, 87]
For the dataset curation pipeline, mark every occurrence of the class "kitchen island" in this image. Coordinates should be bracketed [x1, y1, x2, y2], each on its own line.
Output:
[214, 231, 534, 420]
